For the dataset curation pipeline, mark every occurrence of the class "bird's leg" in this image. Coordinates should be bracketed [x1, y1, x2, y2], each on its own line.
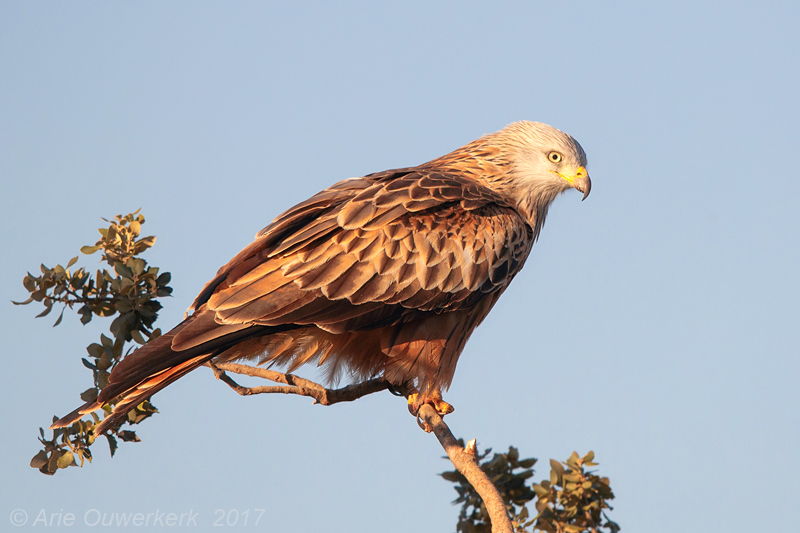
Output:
[407, 389, 454, 432]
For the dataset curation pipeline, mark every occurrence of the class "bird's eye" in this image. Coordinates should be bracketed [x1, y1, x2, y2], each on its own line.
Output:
[548, 151, 563, 163]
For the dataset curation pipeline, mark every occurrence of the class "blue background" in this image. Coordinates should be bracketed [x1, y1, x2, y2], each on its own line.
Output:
[2, 2, 798, 531]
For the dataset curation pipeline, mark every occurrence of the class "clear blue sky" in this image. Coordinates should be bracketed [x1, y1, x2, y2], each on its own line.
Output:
[2, 2, 798, 531]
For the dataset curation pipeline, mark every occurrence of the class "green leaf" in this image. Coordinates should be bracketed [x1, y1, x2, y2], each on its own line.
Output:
[92, 302, 117, 316]
[130, 329, 146, 345]
[67, 256, 79, 268]
[533, 484, 550, 497]
[80, 305, 93, 324]
[156, 286, 173, 297]
[81, 245, 101, 255]
[35, 303, 54, 318]
[117, 430, 141, 442]
[114, 263, 133, 278]
[42, 452, 59, 475]
[23, 274, 37, 292]
[100, 334, 113, 348]
[80, 388, 98, 402]
[440, 471, 462, 482]
[105, 434, 118, 457]
[566, 451, 581, 470]
[56, 450, 75, 469]
[97, 353, 111, 371]
[114, 300, 132, 314]
[128, 257, 145, 276]
[86, 343, 104, 359]
[52, 306, 65, 327]
[72, 271, 88, 289]
[133, 235, 156, 254]
[30, 450, 49, 469]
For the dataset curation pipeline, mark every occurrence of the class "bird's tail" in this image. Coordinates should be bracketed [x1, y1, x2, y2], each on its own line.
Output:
[49, 319, 214, 433]
[51, 352, 215, 435]
[49, 313, 277, 435]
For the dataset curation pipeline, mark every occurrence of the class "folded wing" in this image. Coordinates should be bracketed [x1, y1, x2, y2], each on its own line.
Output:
[53, 166, 534, 432]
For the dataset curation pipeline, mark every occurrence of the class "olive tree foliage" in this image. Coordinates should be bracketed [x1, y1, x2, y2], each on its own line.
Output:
[16, 211, 619, 533]
[443, 446, 620, 533]
[14, 211, 172, 474]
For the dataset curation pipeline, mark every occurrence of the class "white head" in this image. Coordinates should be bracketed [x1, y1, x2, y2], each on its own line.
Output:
[487, 121, 591, 238]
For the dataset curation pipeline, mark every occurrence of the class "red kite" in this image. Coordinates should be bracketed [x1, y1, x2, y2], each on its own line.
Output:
[53, 121, 590, 434]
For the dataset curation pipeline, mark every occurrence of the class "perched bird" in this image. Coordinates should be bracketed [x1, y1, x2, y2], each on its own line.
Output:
[52, 121, 591, 434]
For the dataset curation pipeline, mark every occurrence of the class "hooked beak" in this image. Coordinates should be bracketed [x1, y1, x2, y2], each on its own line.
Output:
[559, 166, 591, 201]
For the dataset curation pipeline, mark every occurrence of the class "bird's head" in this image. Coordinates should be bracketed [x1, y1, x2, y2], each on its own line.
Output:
[488, 121, 591, 236]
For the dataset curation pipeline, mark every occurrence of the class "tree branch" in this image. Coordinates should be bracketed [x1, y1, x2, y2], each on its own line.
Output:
[207, 361, 513, 533]
[418, 404, 514, 533]
[208, 361, 391, 405]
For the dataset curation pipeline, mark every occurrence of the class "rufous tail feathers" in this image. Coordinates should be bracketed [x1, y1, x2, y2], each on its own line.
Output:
[49, 312, 284, 434]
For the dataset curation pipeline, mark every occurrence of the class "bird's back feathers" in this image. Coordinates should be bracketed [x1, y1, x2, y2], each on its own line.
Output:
[51, 121, 588, 433]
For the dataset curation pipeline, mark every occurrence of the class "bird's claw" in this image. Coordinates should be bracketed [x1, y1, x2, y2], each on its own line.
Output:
[416, 413, 433, 433]
[407, 391, 454, 432]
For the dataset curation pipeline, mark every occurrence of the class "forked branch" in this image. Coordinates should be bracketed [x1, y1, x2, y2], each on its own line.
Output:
[208, 361, 513, 533]
[208, 361, 391, 404]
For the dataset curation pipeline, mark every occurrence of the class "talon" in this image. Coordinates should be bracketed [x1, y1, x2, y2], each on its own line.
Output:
[431, 397, 455, 416]
[407, 390, 455, 430]
[416, 413, 433, 433]
[407, 392, 421, 416]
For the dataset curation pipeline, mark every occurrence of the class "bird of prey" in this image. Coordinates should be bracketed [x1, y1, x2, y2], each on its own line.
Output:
[52, 121, 590, 434]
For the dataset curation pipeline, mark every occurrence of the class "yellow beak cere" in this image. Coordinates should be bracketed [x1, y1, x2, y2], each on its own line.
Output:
[559, 166, 592, 200]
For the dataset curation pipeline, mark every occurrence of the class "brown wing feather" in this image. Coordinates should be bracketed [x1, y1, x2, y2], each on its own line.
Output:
[51, 165, 533, 432]
[195, 168, 529, 326]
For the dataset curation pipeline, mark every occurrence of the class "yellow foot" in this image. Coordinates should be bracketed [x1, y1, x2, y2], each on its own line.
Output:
[407, 390, 455, 432]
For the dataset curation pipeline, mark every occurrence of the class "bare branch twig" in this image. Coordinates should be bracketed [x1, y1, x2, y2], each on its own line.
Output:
[207, 361, 512, 533]
[418, 404, 514, 533]
[208, 361, 391, 405]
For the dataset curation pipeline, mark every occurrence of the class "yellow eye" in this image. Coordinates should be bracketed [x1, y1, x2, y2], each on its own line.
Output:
[548, 151, 563, 163]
